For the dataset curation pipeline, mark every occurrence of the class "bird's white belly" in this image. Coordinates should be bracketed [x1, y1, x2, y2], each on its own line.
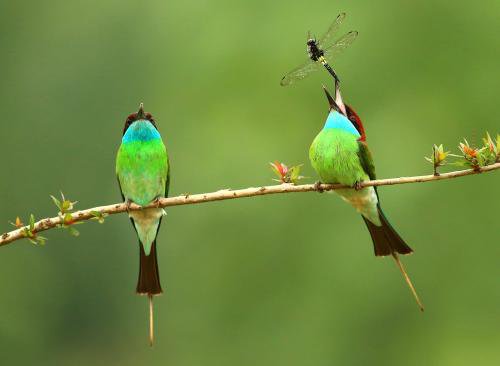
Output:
[336, 186, 381, 226]
[129, 208, 165, 255]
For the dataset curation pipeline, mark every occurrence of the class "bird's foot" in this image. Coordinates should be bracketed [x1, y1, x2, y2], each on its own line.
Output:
[125, 199, 133, 213]
[353, 181, 364, 191]
[314, 181, 325, 193]
[152, 197, 162, 208]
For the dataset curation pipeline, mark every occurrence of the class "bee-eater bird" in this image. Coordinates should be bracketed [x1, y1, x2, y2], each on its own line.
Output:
[116, 103, 170, 345]
[309, 82, 423, 311]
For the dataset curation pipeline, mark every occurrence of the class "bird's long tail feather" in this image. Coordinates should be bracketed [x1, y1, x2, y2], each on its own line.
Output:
[137, 240, 162, 346]
[137, 240, 162, 295]
[362, 205, 424, 311]
[391, 253, 424, 311]
[148, 294, 154, 347]
[362, 205, 413, 256]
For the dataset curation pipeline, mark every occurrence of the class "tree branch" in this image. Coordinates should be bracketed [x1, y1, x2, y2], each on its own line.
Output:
[1, 162, 499, 247]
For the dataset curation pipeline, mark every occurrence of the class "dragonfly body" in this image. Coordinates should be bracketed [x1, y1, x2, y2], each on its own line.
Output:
[307, 39, 324, 61]
[306, 38, 340, 83]
[280, 13, 358, 86]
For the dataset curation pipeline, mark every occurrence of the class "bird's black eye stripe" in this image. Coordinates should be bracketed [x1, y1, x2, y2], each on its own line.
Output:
[122, 120, 133, 135]
[149, 119, 158, 130]
[122, 114, 158, 135]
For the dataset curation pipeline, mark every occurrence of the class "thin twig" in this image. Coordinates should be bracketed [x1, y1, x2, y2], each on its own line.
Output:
[1, 162, 499, 247]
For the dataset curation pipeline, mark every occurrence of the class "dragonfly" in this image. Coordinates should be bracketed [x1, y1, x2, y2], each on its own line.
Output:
[280, 13, 358, 87]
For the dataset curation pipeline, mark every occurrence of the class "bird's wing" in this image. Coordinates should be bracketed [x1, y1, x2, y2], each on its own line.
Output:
[164, 157, 171, 198]
[116, 174, 140, 235]
[116, 175, 126, 202]
[280, 59, 321, 86]
[358, 141, 376, 181]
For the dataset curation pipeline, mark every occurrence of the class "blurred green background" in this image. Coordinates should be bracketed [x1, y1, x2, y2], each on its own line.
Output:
[0, 0, 499, 365]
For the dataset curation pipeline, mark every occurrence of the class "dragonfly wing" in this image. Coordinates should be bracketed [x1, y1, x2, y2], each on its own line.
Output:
[280, 59, 321, 86]
[323, 31, 359, 60]
[317, 13, 346, 48]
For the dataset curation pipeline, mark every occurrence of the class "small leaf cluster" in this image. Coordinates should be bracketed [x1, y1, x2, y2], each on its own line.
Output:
[426, 132, 499, 173]
[425, 144, 450, 175]
[481, 132, 500, 164]
[51, 192, 81, 237]
[6, 192, 110, 246]
[90, 210, 108, 224]
[10, 215, 47, 245]
[270, 161, 304, 184]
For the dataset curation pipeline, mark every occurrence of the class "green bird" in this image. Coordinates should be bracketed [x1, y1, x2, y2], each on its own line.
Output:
[309, 82, 423, 311]
[116, 103, 170, 345]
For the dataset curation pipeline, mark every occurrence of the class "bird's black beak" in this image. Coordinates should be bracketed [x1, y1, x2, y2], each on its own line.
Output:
[137, 103, 146, 119]
[323, 85, 341, 113]
[334, 80, 347, 116]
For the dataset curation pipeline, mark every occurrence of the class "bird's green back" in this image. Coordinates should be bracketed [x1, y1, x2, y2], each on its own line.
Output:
[116, 122, 169, 207]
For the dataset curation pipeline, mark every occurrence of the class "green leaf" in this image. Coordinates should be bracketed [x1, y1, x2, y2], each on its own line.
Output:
[50, 195, 61, 210]
[287, 164, 304, 184]
[61, 200, 71, 212]
[91, 210, 107, 224]
[53, 192, 77, 214]
[289, 166, 300, 180]
[29, 214, 35, 231]
[476, 153, 485, 167]
[68, 227, 80, 237]
[449, 160, 469, 167]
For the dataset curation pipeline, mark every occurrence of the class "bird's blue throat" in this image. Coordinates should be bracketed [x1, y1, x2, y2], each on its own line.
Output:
[323, 111, 360, 137]
[122, 120, 161, 143]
